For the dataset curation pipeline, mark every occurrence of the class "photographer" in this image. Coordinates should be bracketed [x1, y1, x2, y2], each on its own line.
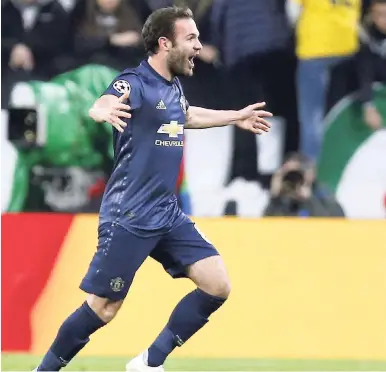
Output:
[264, 153, 345, 217]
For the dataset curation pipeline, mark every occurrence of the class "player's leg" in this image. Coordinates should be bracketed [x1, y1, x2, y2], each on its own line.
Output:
[139, 223, 229, 368]
[37, 295, 123, 371]
[37, 222, 159, 371]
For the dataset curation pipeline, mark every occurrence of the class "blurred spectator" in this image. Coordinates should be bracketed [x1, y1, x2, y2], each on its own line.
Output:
[212, 0, 290, 72]
[70, 0, 151, 70]
[287, 0, 362, 162]
[264, 153, 345, 217]
[178, 0, 223, 110]
[1, 0, 71, 108]
[357, 0, 386, 130]
[211, 0, 296, 183]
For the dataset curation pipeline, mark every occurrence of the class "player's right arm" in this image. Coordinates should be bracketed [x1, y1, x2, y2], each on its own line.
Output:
[89, 73, 143, 133]
[88, 92, 131, 133]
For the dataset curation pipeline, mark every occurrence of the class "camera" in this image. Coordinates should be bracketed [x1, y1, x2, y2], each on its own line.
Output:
[7, 108, 46, 149]
[281, 169, 305, 193]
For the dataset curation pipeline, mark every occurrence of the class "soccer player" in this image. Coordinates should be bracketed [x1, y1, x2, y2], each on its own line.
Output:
[35, 6, 272, 372]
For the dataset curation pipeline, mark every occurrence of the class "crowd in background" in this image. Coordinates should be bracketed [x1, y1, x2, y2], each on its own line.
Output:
[2, 0, 386, 217]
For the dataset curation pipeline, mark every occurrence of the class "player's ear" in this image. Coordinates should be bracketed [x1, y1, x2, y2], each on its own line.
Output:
[159, 37, 172, 52]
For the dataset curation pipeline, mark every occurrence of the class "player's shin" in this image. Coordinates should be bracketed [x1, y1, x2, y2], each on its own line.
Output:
[147, 288, 226, 367]
[37, 302, 106, 371]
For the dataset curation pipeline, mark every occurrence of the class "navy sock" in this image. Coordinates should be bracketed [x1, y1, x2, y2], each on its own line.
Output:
[147, 289, 226, 367]
[38, 302, 106, 371]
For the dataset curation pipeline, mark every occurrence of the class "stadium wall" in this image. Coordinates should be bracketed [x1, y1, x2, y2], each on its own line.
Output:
[2, 214, 386, 360]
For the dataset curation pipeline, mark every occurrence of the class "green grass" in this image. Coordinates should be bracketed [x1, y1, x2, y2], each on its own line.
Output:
[2, 354, 386, 371]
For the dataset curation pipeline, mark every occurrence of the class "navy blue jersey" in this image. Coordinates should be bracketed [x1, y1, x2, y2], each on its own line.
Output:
[99, 60, 190, 237]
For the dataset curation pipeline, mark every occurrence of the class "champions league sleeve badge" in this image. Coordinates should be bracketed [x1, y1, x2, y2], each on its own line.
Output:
[113, 80, 131, 95]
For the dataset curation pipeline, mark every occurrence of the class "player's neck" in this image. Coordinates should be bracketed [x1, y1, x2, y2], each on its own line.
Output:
[147, 56, 174, 82]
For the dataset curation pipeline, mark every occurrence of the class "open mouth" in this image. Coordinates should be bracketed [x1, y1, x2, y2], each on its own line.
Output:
[188, 56, 195, 68]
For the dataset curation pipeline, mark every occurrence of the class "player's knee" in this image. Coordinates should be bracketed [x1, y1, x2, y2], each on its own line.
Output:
[87, 294, 123, 323]
[215, 278, 232, 299]
[204, 277, 231, 299]
[99, 306, 118, 323]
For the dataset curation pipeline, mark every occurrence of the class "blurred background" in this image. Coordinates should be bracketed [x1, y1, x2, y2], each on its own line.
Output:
[2, 0, 386, 218]
[1, 0, 386, 370]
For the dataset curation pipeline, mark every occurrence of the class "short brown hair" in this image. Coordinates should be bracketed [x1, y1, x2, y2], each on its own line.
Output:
[142, 6, 193, 55]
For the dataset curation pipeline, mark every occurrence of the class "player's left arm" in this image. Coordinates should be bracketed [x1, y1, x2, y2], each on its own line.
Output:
[185, 103, 273, 135]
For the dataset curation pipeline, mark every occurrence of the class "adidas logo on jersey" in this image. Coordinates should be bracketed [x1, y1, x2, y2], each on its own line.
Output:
[156, 100, 167, 110]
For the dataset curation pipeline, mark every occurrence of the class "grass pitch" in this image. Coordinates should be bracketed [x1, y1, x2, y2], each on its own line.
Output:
[2, 354, 386, 371]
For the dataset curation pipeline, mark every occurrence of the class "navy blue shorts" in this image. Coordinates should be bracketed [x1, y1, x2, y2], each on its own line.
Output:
[80, 221, 219, 300]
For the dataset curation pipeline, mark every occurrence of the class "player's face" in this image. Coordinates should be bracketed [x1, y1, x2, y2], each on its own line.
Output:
[167, 18, 202, 77]
[372, 3, 386, 33]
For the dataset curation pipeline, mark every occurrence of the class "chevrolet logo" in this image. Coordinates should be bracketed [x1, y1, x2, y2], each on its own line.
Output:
[157, 121, 183, 138]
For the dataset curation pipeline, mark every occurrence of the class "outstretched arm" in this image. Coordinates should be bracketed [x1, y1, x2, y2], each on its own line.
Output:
[185, 103, 273, 135]
[90, 73, 143, 132]
[89, 91, 131, 132]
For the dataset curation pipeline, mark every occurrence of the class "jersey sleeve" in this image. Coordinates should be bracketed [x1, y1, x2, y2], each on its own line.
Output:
[103, 72, 143, 110]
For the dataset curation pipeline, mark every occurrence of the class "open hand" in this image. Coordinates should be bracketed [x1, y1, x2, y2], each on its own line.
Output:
[89, 91, 132, 132]
[236, 102, 273, 134]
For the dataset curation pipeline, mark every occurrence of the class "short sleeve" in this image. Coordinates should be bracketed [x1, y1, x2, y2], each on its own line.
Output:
[103, 72, 143, 110]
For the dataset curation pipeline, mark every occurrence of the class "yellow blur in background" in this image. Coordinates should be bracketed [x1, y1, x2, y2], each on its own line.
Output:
[31, 217, 386, 360]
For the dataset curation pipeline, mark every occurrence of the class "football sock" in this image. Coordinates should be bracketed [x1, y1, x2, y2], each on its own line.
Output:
[147, 288, 226, 367]
[37, 302, 106, 371]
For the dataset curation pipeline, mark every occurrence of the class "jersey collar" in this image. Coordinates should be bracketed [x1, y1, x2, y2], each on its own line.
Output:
[141, 59, 175, 86]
